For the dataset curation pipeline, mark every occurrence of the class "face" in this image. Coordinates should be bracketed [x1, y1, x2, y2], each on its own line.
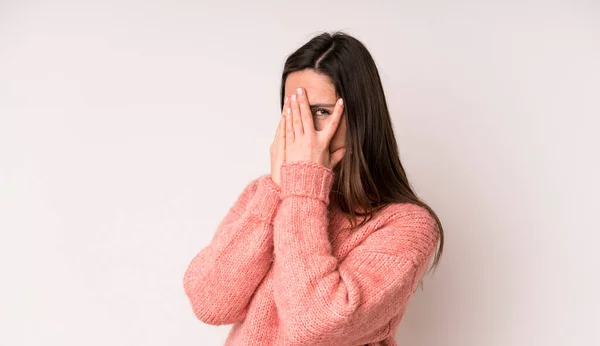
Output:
[284, 69, 347, 158]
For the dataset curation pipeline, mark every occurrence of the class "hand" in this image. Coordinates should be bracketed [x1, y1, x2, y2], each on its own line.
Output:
[285, 87, 346, 169]
[269, 96, 289, 187]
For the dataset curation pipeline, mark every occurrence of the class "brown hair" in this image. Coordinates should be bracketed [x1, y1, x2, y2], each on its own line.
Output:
[280, 31, 445, 282]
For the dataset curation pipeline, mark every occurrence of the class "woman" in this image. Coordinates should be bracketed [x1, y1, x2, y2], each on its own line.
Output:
[183, 31, 445, 346]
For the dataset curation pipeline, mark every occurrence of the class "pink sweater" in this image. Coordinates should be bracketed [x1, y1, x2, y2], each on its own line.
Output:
[183, 160, 439, 345]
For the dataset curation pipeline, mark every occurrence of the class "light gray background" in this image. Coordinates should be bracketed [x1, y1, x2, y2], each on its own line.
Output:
[1, 1, 599, 345]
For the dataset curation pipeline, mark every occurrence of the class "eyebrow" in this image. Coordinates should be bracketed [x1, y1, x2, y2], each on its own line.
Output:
[309, 103, 336, 108]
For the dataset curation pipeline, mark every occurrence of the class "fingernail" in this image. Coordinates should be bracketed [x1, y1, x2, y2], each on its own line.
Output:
[292, 94, 297, 102]
[287, 107, 291, 116]
[338, 98, 343, 106]
[297, 87, 303, 95]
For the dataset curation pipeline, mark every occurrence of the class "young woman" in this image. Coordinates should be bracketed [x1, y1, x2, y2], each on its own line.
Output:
[183, 31, 445, 346]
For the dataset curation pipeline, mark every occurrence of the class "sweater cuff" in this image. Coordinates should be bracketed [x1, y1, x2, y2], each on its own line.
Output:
[247, 174, 281, 222]
[280, 161, 335, 205]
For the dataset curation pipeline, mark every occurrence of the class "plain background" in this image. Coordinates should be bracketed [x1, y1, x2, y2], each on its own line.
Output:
[1, 1, 599, 345]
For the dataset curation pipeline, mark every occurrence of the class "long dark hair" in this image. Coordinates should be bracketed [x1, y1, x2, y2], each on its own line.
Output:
[280, 31, 444, 281]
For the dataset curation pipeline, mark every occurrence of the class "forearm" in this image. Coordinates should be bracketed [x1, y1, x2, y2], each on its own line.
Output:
[184, 175, 281, 325]
[271, 161, 429, 345]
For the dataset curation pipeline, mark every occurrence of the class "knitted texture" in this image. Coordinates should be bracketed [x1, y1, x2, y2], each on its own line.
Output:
[183, 160, 440, 346]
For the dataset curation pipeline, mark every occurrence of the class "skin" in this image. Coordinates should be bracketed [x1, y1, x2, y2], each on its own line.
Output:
[270, 69, 348, 187]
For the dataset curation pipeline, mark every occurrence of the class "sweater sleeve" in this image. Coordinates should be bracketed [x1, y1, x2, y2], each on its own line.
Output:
[271, 161, 440, 346]
[183, 174, 281, 325]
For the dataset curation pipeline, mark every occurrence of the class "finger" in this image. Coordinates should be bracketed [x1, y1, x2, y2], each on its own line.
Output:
[279, 108, 286, 143]
[285, 99, 294, 144]
[275, 112, 285, 141]
[324, 98, 344, 142]
[296, 87, 315, 134]
[275, 114, 286, 162]
[280, 113, 286, 161]
[291, 93, 304, 137]
[280, 96, 289, 117]
[275, 96, 288, 141]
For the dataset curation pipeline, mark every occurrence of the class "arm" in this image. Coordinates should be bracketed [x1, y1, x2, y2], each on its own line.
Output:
[272, 161, 440, 346]
[183, 174, 281, 325]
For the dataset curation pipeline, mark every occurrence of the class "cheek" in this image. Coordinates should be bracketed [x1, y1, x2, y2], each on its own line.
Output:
[313, 118, 327, 131]
[329, 123, 346, 147]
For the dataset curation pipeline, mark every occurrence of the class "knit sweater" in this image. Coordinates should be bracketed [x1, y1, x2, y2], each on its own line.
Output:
[183, 160, 440, 346]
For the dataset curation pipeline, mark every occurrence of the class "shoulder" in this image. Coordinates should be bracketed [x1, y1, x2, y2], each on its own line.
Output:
[380, 202, 437, 225]
[368, 202, 440, 265]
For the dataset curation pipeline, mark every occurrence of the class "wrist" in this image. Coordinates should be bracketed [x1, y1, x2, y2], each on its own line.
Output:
[280, 161, 335, 204]
[248, 175, 282, 222]
[261, 174, 282, 193]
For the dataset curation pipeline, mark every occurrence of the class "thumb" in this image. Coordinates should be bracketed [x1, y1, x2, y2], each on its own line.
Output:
[330, 147, 346, 168]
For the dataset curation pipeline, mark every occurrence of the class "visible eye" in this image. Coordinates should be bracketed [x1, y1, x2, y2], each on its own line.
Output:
[312, 108, 331, 117]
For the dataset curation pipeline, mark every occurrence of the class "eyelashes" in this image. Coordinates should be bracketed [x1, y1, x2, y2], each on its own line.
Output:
[312, 108, 331, 117]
